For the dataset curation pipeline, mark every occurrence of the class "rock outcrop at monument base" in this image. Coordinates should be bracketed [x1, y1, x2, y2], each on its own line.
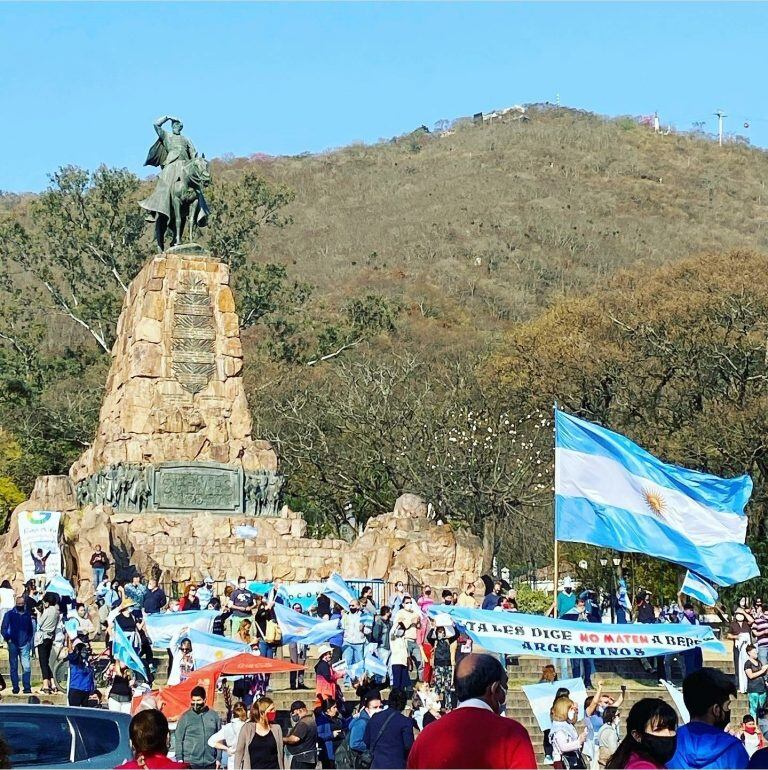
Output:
[0, 485, 482, 594]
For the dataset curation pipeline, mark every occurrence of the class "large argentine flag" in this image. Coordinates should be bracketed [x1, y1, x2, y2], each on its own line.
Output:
[555, 409, 758, 587]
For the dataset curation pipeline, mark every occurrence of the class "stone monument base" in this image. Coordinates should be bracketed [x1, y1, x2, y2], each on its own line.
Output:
[0, 481, 482, 595]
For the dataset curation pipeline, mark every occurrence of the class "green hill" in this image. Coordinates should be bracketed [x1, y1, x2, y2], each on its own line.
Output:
[230, 105, 768, 347]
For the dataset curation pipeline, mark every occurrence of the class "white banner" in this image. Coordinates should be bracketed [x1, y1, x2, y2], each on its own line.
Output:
[18, 510, 62, 582]
[522, 677, 587, 731]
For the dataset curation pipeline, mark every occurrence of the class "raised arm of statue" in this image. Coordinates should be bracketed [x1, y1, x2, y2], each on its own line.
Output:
[154, 115, 170, 138]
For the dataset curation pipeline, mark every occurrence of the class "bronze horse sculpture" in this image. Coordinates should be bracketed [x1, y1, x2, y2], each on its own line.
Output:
[154, 155, 211, 251]
[139, 116, 212, 251]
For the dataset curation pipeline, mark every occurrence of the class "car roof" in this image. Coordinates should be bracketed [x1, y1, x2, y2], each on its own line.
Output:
[0, 704, 132, 723]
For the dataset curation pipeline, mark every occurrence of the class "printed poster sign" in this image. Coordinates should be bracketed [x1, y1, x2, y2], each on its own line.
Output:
[18, 510, 62, 582]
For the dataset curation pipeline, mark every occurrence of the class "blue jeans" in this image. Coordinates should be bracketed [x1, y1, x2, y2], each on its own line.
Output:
[8, 640, 32, 692]
[258, 640, 274, 686]
[92, 567, 105, 587]
[759, 647, 768, 666]
[342, 642, 365, 683]
[571, 657, 595, 686]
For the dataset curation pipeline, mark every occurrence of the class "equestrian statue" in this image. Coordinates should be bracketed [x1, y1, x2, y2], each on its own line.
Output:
[139, 115, 211, 250]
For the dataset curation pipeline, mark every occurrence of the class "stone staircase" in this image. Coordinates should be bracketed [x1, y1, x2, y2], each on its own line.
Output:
[1, 646, 743, 769]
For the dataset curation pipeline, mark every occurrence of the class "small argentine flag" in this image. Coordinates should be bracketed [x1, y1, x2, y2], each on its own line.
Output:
[681, 571, 719, 606]
[555, 409, 758, 587]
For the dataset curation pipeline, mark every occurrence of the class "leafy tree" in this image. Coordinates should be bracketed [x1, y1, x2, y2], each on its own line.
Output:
[0, 165, 149, 352]
[487, 249, 768, 598]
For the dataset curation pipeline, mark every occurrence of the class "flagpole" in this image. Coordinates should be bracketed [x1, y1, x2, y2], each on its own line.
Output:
[553, 400, 559, 606]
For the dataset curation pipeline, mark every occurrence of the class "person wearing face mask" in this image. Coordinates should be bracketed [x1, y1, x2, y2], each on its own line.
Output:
[348, 690, 383, 756]
[234, 697, 284, 770]
[175, 686, 222, 769]
[548, 576, 577, 618]
[389, 581, 406, 614]
[605, 698, 677, 769]
[667, 667, 749, 769]
[284, 700, 318, 769]
[740, 714, 766, 759]
[550, 696, 588, 769]
[426, 620, 458, 710]
[229, 577, 257, 639]
[407, 653, 535, 769]
[597, 707, 621, 768]
[341, 600, 367, 686]
[394, 596, 423, 680]
[729, 606, 755, 694]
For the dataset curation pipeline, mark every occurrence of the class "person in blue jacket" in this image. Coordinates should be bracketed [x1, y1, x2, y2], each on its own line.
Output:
[315, 697, 351, 768]
[667, 667, 749, 769]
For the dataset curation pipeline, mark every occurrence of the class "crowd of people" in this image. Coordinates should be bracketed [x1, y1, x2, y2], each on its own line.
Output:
[3, 556, 768, 770]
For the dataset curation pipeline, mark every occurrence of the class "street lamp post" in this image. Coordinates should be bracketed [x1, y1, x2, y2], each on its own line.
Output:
[600, 557, 609, 622]
[612, 555, 622, 623]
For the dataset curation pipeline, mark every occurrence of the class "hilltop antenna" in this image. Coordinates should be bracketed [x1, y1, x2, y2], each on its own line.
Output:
[556, 92, 560, 108]
[715, 110, 727, 146]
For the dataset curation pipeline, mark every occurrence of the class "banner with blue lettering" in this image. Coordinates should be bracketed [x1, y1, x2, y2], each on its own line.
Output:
[428, 606, 725, 658]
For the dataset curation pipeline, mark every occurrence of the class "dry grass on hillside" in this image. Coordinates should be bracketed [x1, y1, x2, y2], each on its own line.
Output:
[218, 106, 768, 352]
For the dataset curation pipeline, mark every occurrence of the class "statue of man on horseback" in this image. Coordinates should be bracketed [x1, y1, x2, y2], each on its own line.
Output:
[139, 115, 211, 250]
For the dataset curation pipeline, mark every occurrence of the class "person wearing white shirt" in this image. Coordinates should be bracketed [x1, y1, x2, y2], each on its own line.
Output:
[208, 701, 248, 770]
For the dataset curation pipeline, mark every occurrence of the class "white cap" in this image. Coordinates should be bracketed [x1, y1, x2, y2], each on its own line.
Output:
[563, 576, 573, 589]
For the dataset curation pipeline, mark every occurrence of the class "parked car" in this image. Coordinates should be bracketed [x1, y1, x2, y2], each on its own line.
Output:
[0, 705, 132, 768]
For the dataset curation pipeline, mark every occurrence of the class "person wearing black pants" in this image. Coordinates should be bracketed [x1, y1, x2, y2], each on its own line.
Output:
[66, 638, 96, 707]
[36, 594, 60, 694]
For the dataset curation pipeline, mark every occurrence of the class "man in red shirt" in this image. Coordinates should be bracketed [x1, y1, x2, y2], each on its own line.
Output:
[407, 653, 536, 770]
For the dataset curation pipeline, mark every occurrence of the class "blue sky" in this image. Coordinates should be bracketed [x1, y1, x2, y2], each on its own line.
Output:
[1, 2, 766, 192]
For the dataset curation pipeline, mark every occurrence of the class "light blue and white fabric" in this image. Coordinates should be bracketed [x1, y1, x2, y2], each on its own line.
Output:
[347, 651, 389, 681]
[112, 619, 147, 679]
[555, 409, 758, 587]
[47, 574, 76, 598]
[681, 571, 719, 606]
[273, 602, 342, 645]
[427, 605, 724, 658]
[143, 610, 218, 649]
[523, 677, 587, 731]
[661, 680, 690, 723]
[247, 580, 326, 611]
[167, 628, 250, 685]
[323, 573, 356, 611]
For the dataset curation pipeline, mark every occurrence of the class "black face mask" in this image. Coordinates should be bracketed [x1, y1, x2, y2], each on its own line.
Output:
[641, 734, 677, 764]
[713, 704, 731, 730]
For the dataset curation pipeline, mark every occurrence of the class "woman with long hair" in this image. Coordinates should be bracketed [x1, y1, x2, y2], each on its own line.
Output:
[236, 620, 254, 646]
[208, 701, 248, 770]
[234, 697, 284, 770]
[178, 584, 200, 612]
[606, 698, 677, 769]
[315, 697, 348, 769]
[550, 695, 587, 769]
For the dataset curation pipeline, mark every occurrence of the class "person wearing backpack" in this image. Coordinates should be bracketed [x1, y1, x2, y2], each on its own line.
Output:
[363, 688, 415, 769]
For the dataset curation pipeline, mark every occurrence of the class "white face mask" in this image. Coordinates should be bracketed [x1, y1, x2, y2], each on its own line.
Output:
[568, 709, 577, 721]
